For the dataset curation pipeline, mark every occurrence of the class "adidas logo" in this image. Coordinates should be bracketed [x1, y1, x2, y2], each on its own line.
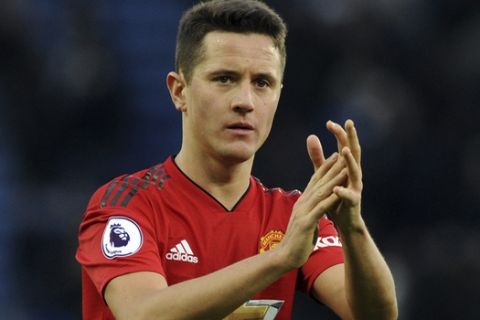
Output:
[165, 239, 199, 264]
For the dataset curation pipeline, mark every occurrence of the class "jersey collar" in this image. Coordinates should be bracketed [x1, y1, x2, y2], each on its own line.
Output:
[164, 156, 257, 213]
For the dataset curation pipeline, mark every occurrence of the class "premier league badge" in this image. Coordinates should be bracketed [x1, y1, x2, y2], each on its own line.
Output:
[102, 216, 143, 259]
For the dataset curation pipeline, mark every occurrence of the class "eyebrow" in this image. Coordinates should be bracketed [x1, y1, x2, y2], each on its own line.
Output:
[209, 69, 239, 77]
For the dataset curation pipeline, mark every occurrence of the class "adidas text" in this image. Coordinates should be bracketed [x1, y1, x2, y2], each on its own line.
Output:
[166, 239, 199, 264]
[166, 252, 199, 263]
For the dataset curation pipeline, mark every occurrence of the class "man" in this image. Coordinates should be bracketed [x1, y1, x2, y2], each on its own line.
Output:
[76, 1, 398, 319]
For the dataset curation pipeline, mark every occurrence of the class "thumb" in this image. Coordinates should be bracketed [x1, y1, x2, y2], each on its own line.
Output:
[307, 134, 325, 171]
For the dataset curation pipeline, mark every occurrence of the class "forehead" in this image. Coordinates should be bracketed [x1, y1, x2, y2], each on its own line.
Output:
[197, 31, 282, 76]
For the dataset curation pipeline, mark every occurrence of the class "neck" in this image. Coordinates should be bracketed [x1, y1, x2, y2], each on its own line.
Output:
[174, 149, 254, 210]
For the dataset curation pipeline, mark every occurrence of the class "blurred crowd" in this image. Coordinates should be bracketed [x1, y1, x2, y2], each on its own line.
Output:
[0, 0, 478, 319]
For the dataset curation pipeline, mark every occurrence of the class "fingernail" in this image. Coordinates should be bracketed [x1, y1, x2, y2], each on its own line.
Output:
[328, 153, 338, 161]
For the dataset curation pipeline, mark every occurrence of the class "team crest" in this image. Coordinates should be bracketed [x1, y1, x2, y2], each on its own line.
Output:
[259, 230, 285, 253]
[102, 216, 143, 259]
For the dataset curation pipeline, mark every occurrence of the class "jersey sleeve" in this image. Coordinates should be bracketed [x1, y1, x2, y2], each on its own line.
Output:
[297, 215, 344, 295]
[75, 177, 166, 297]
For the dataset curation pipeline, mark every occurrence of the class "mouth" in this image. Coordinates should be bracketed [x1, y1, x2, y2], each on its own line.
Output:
[226, 122, 254, 130]
[225, 122, 255, 136]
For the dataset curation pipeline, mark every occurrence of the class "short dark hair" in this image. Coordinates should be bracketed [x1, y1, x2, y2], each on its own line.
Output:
[175, 0, 287, 82]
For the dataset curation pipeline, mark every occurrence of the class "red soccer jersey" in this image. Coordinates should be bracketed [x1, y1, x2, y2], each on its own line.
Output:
[76, 156, 344, 319]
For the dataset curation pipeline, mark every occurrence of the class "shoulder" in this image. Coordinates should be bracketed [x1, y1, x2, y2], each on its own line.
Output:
[88, 161, 173, 211]
[78, 161, 174, 244]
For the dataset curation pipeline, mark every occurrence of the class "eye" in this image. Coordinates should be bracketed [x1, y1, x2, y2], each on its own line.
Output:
[214, 75, 233, 84]
[255, 78, 271, 88]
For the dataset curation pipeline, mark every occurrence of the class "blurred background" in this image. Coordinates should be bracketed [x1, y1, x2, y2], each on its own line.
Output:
[0, 0, 479, 318]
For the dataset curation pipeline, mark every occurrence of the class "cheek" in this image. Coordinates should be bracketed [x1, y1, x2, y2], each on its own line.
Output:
[257, 103, 278, 142]
[195, 101, 216, 127]
[260, 97, 279, 126]
[187, 90, 213, 121]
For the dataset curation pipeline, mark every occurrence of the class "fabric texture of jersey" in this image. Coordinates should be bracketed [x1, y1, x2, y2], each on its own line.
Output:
[76, 156, 344, 320]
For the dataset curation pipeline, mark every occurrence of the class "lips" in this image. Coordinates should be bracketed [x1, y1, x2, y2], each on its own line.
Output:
[226, 122, 254, 130]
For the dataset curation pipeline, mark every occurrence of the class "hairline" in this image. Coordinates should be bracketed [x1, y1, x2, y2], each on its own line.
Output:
[180, 30, 286, 84]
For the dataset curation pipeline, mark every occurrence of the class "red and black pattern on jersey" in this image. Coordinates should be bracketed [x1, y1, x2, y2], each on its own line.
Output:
[253, 176, 302, 197]
[100, 164, 171, 208]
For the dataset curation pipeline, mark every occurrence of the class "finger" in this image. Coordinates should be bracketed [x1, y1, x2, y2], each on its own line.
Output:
[342, 147, 362, 187]
[316, 166, 348, 195]
[306, 134, 325, 171]
[326, 121, 348, 153]
[311, 192, 341, 220]
[321, 156, 347, 185]
[333, 185, 361, 205]
[308, 153, 338, 185]
[345, 119, 361, 164]
[305, 153, 344, 195]
[303, 167, 348, 212]
[306, 152, 339, 189]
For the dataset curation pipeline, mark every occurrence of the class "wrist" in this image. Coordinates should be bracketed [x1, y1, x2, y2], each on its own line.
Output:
[337, 216, 367, 241]
[269, 243, 303, 273]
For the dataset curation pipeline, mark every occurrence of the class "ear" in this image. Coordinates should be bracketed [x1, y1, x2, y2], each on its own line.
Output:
[166, 71, 187, 112]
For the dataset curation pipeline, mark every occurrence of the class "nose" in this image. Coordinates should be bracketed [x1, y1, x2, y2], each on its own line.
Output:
[231, 82, 254, 114]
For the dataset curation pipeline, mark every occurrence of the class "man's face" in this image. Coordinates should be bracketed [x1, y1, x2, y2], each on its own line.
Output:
[181, 31, 283, 164]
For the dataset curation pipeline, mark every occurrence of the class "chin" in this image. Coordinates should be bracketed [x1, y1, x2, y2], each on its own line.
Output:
[218, 148, 255, 165]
